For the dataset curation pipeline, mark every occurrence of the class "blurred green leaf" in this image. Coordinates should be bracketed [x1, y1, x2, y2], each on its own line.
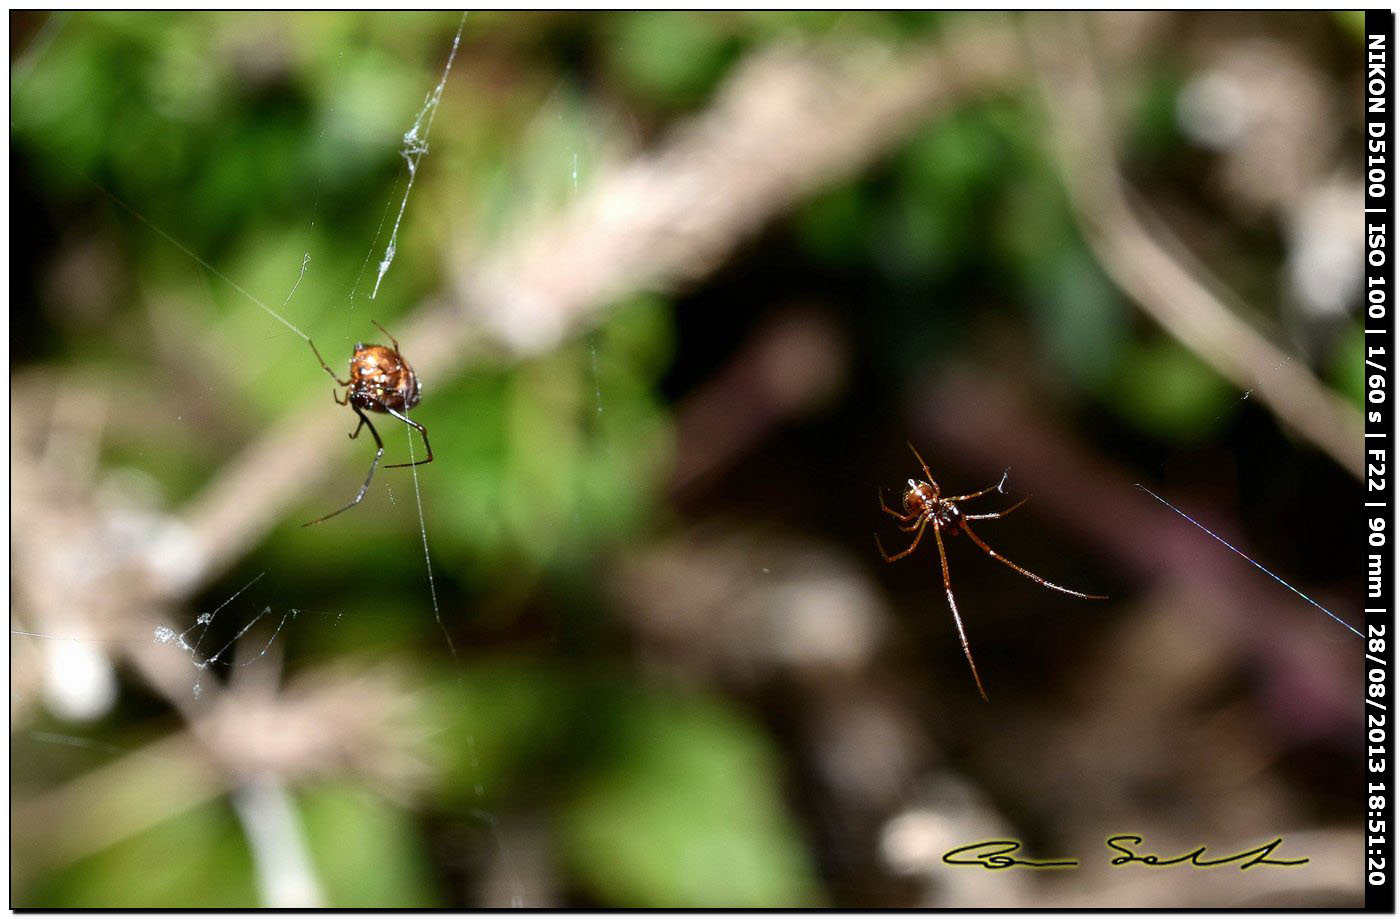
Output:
[301, 782, 438, 907]
[1125, 69, 1187, 163]
[1333, 10, 1365, 40]
[1327, 321, 1365, 409]
[1107, 338, 1236, 439]
[900, 111, 1006, 209]
[606, 12, 738, 108]
[888, 109, 1013, 275]
[795, 182, 868, 266]
[1027, 245, 1130, 388]
[560, 688, 821, 907]
[27, 800, 257, 907]
[425, 658, 578, 809]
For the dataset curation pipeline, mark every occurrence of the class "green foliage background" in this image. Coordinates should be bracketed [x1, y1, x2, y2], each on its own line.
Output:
[11, 11, 1365, 908]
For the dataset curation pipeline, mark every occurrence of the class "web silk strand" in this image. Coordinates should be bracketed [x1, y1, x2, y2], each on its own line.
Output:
[1136, 484, 1361, 638]
[370, 11, 467, 299]
[406, 419, 457, 661]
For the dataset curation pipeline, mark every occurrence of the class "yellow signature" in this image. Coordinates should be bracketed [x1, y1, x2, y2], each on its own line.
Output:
[942, 836, 1309, 871]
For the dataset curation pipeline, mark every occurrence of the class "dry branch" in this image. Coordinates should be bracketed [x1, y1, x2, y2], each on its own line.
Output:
[1025, 15, 1363, 478]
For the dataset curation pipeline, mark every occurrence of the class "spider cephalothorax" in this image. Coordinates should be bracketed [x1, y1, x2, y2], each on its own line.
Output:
[902, 479, 962, 533]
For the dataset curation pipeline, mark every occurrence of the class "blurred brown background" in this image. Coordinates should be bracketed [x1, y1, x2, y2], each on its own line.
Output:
[11, 10, 1364, 907]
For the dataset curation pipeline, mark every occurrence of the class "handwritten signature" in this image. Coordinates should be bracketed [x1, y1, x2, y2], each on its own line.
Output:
[942, 836, 1310, 871]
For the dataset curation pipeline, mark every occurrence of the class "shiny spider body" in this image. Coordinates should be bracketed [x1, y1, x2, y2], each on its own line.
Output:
[344, 343, 422, 414]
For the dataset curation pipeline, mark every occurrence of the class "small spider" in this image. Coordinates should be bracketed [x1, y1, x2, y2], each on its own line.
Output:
[877, 442, 1105, 700]
[303, 320, 432, 527]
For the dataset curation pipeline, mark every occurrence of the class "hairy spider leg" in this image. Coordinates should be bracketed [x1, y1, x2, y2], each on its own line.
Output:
[959, 519, 1107, 599]
[878, 488, 914, 522]
[370, 319, 400, 354]
[932, 521, 988, 701]
[307, 338, 351, 386]
[905, 442, 942, 497]
[875, 517, 928, 563]
[946, 482, 1010, 503]
[877, 489, 923, 531]
[962, 496, 1031, 521]
[303, 406, 385, 527]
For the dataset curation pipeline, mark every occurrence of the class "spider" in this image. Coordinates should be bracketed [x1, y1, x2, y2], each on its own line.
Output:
[877, 442, 1105, 700]
[302, 320, 432, 527]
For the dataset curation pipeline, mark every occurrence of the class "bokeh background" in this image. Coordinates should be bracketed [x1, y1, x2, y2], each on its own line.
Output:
[11, 10, 1367, 908]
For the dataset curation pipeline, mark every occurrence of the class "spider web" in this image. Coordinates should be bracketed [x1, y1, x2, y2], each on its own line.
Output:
[147, 14, 471, 668]
[149, 571, 314, 700]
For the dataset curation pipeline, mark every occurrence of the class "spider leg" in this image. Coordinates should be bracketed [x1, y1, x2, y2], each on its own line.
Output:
[960, 520, 1107, 599]
[377, 403, 433, 468]
[370, 319, 401, 355]
[947, 483, 1007, 503]
[307, 339, 351, 386]
[879, 488, 916, 522]
[347, 412, 367, 440]
[931, 522, 988, 701]
[905, 441, 941, 497]
[303, 407, 385, 527]
[962, 496, 1031, 521]
[947, 468, 1012, 503]
[875, 517, 928, 562]
[332, 388, 349, 406]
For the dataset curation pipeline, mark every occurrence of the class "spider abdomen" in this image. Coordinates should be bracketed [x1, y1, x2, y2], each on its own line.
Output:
[937, 503, 962, 532]
[347, 344, 421, 413]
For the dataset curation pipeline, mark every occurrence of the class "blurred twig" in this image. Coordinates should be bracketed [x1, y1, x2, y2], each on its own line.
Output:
[454, 24, 1019, 356]
[1025, 14, 1362, 478]
[12, 655, 426, 891]
[231, 775, 326, 908]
